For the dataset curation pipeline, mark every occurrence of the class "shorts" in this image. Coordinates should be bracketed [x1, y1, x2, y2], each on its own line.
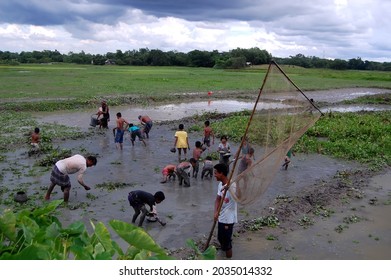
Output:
[144, 121, 153, 134]
[203, 136, 211, 147]
[115, 129, 125, 143]
[131, 130, 144, 141]
[128, 192, 143, 209]
[50, 165, 71, 190]
[217, 222, 234, 251]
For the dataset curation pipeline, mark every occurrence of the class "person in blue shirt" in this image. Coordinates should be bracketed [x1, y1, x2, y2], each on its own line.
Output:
[128, 123, 147, 146]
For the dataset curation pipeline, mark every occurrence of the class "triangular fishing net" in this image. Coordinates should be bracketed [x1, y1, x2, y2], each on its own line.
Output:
[228, 61, 322, 205]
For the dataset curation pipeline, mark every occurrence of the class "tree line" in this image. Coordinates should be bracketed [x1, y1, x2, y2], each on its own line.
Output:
[0, 48, 390, 71]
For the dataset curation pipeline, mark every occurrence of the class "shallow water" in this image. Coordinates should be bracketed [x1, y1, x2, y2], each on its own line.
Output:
[233, 170, 391, 260]
[34, 88, 391, 128]
[35, 99, 291, 128]
[322, 104, 391, 113]
[2, 87, 390, 259]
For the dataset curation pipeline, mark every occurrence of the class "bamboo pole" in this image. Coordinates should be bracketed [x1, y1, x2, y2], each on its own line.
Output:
[203, 62, 273, 251]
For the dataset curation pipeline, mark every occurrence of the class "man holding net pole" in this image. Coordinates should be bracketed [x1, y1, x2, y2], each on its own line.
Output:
[204, 60, 323, 255]
[213, 163, 240, 259]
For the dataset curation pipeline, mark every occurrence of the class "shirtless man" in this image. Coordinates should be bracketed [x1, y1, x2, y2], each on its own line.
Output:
[138, 115, 153, 139]
[113, 112, 129, 150]
[29, 127, 41, 156]
[203, 120, 215, 149]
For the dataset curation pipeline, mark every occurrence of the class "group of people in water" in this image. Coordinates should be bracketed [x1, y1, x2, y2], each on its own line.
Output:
[37, 99, 294, 259]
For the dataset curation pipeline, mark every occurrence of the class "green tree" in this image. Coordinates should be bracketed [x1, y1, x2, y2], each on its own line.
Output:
[188, 50, 215, 67]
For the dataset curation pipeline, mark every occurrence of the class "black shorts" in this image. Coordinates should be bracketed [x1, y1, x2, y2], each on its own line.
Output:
[218, 222, 234, 251]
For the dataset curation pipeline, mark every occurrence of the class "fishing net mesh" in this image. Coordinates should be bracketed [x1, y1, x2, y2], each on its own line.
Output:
[228, 61, 322, 205]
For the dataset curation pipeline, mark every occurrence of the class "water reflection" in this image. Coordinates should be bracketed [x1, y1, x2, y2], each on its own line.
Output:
[323, 104, 391, 113]
[35, 99, 291, 128]
[34, 96, 390, 128]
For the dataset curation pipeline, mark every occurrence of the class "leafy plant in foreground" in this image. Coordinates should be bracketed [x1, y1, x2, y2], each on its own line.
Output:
[0, 200, 171, 260]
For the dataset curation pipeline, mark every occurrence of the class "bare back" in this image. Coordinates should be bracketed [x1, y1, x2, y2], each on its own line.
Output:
[116, 117, 128, 130]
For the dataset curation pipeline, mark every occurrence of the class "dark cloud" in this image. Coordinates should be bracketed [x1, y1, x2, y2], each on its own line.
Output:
[84, 0, 314, 23]
[0, 0, 357, 38]
[0, 0, 126, 26]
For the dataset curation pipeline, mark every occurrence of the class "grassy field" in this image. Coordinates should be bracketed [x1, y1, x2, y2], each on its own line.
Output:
[0, 63, 390, 168]
[1, 63, 391, 104]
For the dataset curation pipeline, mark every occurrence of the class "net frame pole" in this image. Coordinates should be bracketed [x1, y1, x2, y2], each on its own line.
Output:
[203, 62, 274, 251]
[271, 61, 324, 116]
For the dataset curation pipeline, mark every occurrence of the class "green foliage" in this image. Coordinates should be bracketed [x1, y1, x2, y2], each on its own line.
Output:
[210, 111, 251, 141]
[211, 110, 390, 169]
[242, 215, 280, 231]
[297, 215, 314, 228]
[0, 200, 173, 260]
[185, 239, 216, 260]
[295, 111, 391, 168]
[0, 111, 87, 154]
[95, 182, 135, 192]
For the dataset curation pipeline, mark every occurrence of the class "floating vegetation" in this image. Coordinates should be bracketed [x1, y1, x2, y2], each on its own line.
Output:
[86, 193, 98, 200]
[313, 205, 334, 217]
[342, 214, 363, 224]
[298, 215, 314, 228]
[266, 234, 278, 241]
[242, 215, 280, 231]
[335, 224, 349, 233]
[296, 111, 391, 169]
[36, 148, 72, 167]
[67, 202, 90, 210]
[95, 182, 135, 192]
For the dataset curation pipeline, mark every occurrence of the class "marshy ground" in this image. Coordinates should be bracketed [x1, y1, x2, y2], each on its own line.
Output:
[1, 88, 390, 260]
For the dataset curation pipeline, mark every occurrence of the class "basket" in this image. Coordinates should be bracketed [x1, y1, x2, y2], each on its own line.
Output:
[90, 115, 99, 127]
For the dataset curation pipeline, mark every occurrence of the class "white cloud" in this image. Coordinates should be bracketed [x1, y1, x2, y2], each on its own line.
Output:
[0, 0, 390, 62]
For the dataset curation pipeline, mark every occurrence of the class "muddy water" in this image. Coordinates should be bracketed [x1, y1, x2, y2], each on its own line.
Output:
[3, 87, 390, 259]
[35, 99, 292, 128]
[34, 87, 391, 128]
[4, 119, 389, 259]
[233, 170, 391, 260]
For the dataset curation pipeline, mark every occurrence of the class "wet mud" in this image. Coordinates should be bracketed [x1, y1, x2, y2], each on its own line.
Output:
[1, 88, 390, 260]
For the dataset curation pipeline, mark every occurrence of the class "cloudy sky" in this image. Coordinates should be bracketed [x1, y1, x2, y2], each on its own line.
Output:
[0, 0, 390, 62]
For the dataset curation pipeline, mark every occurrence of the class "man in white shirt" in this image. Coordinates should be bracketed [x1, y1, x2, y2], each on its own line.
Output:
[213, 163, 239, 259]
[45, 154, 97, 202]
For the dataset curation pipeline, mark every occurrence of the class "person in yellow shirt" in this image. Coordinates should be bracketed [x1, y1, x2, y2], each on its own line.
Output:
[173, 123, 190, 162]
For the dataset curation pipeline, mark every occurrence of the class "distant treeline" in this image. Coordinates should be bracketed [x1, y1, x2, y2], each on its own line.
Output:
[1, 48, 390, 71]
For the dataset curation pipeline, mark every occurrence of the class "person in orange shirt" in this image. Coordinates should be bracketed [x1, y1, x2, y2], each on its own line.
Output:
[160, 164, 177, 183]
